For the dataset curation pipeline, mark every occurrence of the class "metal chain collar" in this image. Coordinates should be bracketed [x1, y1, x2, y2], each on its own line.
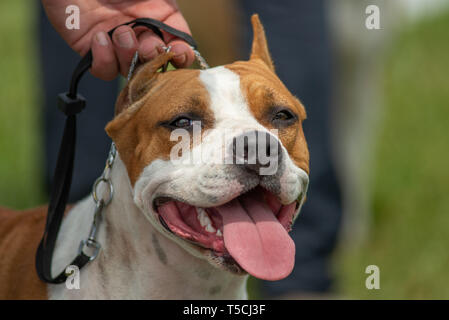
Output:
[191, 47, 210, 69]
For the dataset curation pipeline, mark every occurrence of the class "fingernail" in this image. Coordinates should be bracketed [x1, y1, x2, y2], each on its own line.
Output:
[95, 31, 109, 46]
[173, 53, 186, 66]
[117, 31, 135, 48]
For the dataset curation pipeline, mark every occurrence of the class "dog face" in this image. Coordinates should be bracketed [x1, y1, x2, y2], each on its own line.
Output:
[106, 15, 309, 281]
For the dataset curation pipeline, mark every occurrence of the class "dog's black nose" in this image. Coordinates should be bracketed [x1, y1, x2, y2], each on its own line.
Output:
[232, 130, 282, 175]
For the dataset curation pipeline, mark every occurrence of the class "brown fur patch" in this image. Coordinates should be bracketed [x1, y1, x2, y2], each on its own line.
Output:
[249, 14, 274, 72]
[226, 60, 309, 174]
[106, 67, 215, 186]
[0, 206, 48, 299]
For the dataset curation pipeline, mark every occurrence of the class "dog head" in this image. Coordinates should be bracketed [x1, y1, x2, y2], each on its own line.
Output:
[105, 15, 309, 281]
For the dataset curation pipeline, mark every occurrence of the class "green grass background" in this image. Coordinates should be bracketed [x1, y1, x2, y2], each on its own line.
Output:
[0, 1, 448, 299]
[335, 11, 449, 299]
[0, 0, 45, 209]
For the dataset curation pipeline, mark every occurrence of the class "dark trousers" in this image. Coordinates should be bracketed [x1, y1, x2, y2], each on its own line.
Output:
[238, 0, 342, 296]
[39, 0, 341, 296]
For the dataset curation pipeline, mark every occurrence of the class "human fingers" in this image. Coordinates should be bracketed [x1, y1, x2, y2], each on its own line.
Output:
[90, 31, 119, 81]
[162, 12, 195, 68]
[111, 25, 139, 76]
[137, 29, 166, 62]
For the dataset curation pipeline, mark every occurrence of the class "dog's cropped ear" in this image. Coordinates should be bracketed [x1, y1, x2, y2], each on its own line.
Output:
[114, 52, 175, 116]
[106, 52, 175, 138]
[249, 14, 274, 72]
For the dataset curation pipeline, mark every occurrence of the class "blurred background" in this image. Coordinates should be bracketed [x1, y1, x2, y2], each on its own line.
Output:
[0, 0, 448, 299]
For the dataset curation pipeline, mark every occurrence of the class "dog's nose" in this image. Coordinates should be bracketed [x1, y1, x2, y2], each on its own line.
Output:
[232, 130, 282, 174]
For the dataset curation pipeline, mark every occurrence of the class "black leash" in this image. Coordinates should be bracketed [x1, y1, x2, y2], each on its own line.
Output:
[36, 18, 197, 284]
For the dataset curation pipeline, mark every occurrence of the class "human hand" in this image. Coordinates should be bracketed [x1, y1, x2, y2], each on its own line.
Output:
[42, 0, 194, 80]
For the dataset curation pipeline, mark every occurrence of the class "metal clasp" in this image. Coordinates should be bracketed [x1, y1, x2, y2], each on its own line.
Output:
[79, 143, 117, 262]
[78, 199, 104, 261]
[78, 238, 102, 261]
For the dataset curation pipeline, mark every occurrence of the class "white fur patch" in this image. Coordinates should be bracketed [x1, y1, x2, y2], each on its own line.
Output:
[199, 66, 263, 130]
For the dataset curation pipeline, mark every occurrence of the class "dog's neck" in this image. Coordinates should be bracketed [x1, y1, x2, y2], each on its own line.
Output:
[48, 155, 247, 299]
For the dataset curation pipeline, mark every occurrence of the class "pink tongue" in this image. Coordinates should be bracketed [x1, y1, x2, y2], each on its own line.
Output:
[216, 193, 295, 281]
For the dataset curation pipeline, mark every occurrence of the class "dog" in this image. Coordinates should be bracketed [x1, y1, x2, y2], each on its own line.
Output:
[0, 15, 309, 299]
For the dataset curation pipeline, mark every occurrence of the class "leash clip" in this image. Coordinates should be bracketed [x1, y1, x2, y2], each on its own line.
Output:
[78, 239, 101, 262]
[78, 199, 104, 261]
[78, 143, 117, 262]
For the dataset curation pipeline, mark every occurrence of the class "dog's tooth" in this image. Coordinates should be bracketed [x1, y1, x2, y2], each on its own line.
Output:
[197, 208, 216, 233]
[216, 229, 222, 237]
[205, 224, 216, 233]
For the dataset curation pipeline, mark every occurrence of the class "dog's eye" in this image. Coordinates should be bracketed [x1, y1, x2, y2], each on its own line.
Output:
[160, 112, 203, 130]
[271, 108, 297, 127]
[273, 110, 293, 121]
[170, 117, 193, 128]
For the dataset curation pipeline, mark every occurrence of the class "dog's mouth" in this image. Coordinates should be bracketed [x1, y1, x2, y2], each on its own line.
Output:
[153, 186, 299, 281]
